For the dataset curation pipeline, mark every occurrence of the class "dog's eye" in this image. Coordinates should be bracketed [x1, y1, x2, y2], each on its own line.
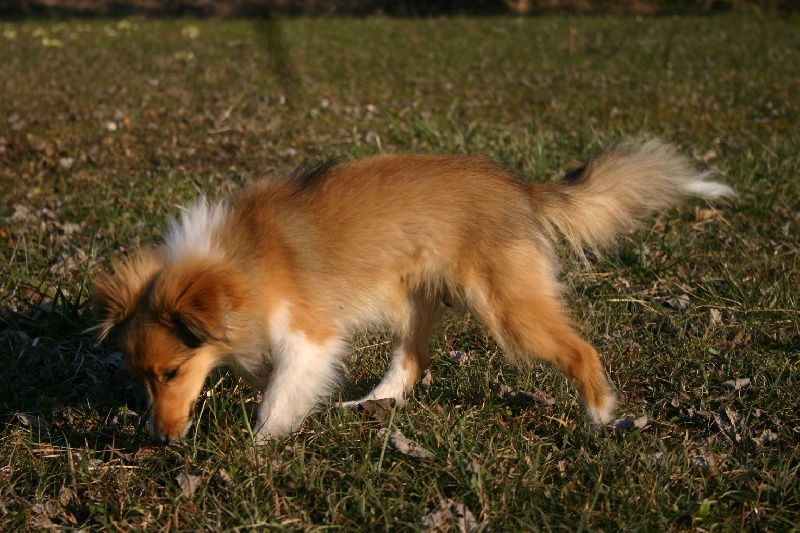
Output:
[162, 369, 178, 382]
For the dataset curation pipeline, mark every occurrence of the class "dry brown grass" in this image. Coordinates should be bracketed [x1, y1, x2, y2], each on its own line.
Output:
[1, 14, 798, 530]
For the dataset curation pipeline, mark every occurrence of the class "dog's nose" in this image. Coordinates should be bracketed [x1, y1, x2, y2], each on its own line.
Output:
[152, 433, 173, 445]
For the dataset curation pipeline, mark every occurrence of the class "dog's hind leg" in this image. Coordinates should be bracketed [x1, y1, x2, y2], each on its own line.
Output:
[343, 291, 443, 407]
[465, 244, 616, 426]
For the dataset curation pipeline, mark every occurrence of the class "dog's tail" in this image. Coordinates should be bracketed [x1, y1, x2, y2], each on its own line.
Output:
[532, 139, 736, 253]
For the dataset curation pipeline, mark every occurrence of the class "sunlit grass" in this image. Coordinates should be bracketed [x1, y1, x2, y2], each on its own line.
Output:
[1, 14, 798, 530]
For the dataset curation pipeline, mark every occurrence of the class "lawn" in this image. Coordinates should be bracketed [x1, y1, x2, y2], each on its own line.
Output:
[1, 14, 798, 530]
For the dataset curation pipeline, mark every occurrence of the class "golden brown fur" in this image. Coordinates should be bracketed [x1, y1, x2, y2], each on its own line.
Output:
[94, 140, 735, 443]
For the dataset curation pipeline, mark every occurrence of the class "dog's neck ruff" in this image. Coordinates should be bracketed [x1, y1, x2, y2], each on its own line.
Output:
[163, 198, 227, 263]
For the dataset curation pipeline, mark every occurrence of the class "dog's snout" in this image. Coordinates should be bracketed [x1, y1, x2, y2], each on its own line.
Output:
[152, 432, 173, 445]
[149, 417, 177, 445]
[148, 413, 192, 444]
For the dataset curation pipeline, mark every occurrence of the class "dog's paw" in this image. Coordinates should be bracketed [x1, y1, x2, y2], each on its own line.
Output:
[586, 392, 617, 429]
[253, 432, 275, 446]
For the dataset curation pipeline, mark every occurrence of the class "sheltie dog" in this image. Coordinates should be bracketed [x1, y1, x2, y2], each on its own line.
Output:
[93, 140, 735, 444]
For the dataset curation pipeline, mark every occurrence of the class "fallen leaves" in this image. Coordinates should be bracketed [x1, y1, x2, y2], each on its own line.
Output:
[689, 448, 727, 476]
[49, 247, 88, 276]
[752, 429, 778, 446]
[15, 412, 50, 437]
[378, 429, 435, 460]
[709, 308, 723, 327]
[711, 409, 744, 445]
[175, 472, 201, 499]
[644, 451, 664, 467]
[607, 414, 649, 430]
[349, 398, 396, 422]
[421, 499, 479, 533]
[694, 206, 721, 221]
[0, 13, 796, 532]
[449, 350, 470, 365]
[722, 377, 751, 391]
[4, 201, 94, 282]
[132, 447, 161, 462]
[214, 468, 234, 488]
[498, 384, 556, 407]
[663, 293, 691, 311]
[687, 402, 782, 449]
[29, 500, 75, 529]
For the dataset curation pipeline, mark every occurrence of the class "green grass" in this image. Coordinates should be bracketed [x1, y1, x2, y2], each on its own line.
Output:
[1, 14, 798, 530]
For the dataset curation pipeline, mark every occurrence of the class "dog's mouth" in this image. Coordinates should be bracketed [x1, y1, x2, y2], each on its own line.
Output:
[149, 401, 196, 444]
[150, 419, 192, 445]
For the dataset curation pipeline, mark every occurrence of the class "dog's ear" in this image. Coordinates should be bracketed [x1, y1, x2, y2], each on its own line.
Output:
[156, 260, 248, 346]
[93, 251, 164, 343]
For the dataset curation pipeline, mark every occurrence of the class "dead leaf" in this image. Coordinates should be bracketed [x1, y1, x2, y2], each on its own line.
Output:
[752, 429, 778, 447]
[731, 331, 752, 347]
[176, 501, 197, 526]
[722, 377, 750, 391]
[29, 498, 76, 528]
[607, 414, 649, 430]
[214, 468, 233, 488]
[351, 398, 396, 421]
[113, 450, 135, 463]
[753, 408, 782, 426]
[49, 248, 87, 275]
[58, 485, 76, 507]
[709, 308, 723, 327]
[458, 460, 481, 474]
[176, 472, 201, 498]
[449, 350, 470, 364]
[499, 384, 556, 406]
[421, 498, 478, 533]
[133, 446, 160, 462]
[688, 408, 715, 420]
[663, 294, 691, 310]
[420, 369, 433, 389]
[1, 499, 21, 516]
[110, 407, 140, 429]
[690, 449, 725, 476]
[16, 412, 50, 437]
[378, 429, 435, 459]
[87, 459, 105, 474]
[29, 502, 58, 529]
[712, 409, 743, 444]
[694, 206, 719, 221]
[644, 451, 664, 467]
[8, 204, 32, 222]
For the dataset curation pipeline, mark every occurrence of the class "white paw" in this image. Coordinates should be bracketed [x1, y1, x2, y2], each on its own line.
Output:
[253, 431, 274, 446]
[586, 392, 617, 427]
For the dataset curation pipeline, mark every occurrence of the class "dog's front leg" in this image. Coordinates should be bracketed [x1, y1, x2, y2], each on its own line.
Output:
[253, 329, 345, 442]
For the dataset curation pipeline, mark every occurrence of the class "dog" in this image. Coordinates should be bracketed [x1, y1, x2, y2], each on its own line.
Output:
[93, 140, 735, 444]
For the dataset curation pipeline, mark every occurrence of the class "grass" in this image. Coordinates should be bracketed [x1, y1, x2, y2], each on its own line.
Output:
[1, 13, 798, 530]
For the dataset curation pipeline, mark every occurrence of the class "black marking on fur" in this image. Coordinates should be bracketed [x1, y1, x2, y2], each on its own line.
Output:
[563, 164, 587, 183]
[289, 158, 341, 191]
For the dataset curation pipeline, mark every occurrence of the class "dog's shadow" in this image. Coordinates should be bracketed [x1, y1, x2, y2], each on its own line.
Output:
[2, 302, 543, 455]
[1, 304, 153, 453]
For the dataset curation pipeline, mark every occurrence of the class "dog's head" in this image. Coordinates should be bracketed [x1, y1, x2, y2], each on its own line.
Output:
[93, 252, 249, 444]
